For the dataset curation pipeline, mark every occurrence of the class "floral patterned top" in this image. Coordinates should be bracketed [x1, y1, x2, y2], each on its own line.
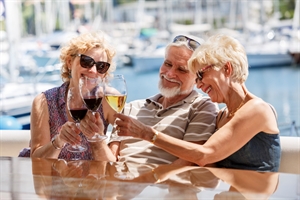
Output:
[18, 82, 108, 160]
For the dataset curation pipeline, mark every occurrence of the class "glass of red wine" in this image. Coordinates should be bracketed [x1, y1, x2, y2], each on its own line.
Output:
[67, 87, 88, 152]
[79, 77, 108, 142]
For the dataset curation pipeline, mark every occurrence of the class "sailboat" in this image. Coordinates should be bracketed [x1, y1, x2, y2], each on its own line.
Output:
[0, 1, 57, 129]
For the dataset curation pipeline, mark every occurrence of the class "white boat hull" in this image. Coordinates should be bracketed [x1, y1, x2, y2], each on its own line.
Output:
[0, 82, 56, 129]
[247, 53, 294, 68]
[130, 53, 294, 73]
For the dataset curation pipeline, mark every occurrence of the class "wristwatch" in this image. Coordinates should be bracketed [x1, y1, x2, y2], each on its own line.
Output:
[151, 130, 159, 144]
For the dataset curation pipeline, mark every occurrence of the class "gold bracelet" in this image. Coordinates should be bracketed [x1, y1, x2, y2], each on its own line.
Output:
[51, 135, 62, 150]
[151, 130, 159, 144]
[152, 169, 161, 183]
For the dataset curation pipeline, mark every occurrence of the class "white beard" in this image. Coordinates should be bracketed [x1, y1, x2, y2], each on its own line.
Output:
[158, 81, 181, 98]
[158, 74, 192, 98]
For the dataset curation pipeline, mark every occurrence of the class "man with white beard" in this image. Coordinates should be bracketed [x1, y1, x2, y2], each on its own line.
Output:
[81, 35, 219, 166]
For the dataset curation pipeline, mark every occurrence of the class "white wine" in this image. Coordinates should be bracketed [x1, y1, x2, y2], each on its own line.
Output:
[105, 94, 127, 113]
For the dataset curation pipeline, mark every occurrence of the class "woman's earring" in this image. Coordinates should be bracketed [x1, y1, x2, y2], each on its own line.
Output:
[68, 70, 72, 78]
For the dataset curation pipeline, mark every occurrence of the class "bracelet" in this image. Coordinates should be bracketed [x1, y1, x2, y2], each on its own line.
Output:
[152, 169, 161, 183]
[151, 130, 159, 144]
[51, 135, 62, 150]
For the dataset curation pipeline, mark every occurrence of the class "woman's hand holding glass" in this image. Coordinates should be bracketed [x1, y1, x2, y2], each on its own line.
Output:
[67, 87, 88, 152]
[79, 77, 107, 142]
[54, 121, 81, 149]
[79, 111, 105, 141]
[113, 112, 152, 140]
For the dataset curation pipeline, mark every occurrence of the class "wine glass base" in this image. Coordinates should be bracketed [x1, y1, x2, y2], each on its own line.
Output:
[87, 174, 107, 180]
[87, 134, 108, 142]
[114, 171, 135, 180]
[67, 145, 87, 153]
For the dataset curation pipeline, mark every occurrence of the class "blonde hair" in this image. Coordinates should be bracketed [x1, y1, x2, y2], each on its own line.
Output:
[188, 34, 248, 83]
[59, 31, 116, 82]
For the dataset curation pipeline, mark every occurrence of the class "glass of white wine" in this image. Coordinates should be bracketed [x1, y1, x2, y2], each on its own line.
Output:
[104, 74, 131, 140]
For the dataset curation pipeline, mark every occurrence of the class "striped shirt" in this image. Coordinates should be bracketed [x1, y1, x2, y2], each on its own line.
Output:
[117, 90, 219, 164]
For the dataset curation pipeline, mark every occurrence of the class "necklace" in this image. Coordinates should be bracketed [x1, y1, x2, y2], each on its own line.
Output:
[227, 92, 248, 118]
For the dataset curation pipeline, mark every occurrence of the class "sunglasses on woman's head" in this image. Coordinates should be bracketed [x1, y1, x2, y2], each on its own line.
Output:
[76, 54, 110, 74]
[173, 35, 201, 51]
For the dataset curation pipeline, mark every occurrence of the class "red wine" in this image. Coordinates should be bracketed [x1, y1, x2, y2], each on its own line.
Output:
[83, 97, 102, 111]
[69, 108, 88, 121]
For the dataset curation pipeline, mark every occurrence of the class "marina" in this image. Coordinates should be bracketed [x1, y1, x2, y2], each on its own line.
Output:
[0, 2, 300, 199]
[0, 0, 299, 137]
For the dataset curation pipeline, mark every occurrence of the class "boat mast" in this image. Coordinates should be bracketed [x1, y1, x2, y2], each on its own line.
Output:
[4, 0, 22, 82]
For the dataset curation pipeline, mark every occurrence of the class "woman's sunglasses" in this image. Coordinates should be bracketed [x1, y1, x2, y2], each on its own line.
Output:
[196, 65, 213, 81]
[76, 54, 110, 74]
[173, 35, 201, 51]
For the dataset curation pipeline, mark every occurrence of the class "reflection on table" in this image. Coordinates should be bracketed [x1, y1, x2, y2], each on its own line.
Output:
[0, 157, 299, 199]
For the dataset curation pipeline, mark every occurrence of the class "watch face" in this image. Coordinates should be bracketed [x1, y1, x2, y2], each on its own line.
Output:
[152, 131, 159, 143]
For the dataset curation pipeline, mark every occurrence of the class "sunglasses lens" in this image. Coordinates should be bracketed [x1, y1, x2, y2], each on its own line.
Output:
[173, 35, 200, 51]
[79, 54, 110, 74]
[96, 62, 110, 74]
[80, 55, 94, 68]
[196, 71, 203, 81]
[174, 36, 187, 43]
[189, 40, 200, 50]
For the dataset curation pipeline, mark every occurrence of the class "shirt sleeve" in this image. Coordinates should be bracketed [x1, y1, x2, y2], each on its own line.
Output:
[183, 97, 219, 142]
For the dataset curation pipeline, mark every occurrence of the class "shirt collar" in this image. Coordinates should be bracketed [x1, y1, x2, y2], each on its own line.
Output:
[145, 90, 201, 107]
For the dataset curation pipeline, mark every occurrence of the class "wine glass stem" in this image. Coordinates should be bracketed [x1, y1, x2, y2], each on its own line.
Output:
[74, 122, 81, 148]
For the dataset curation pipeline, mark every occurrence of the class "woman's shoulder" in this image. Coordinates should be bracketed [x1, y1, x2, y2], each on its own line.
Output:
[44, 82, 68, 100]
[245, 96, 273, 110]
[33, 92, 47, 105]
[245, 97, 278, 131]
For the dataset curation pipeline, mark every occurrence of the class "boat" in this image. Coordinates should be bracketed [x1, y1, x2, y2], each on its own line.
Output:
[125, 30, 294, 73]
[0, 75, 57, 129]
[127, 45, 294, 74]
[131, 44, 166, 73]
[246, 40, 294, 68]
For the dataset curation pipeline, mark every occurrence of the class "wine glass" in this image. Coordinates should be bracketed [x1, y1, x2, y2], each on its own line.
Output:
[113, 162, 135, 180]
[79, 77, 108, 142]
[67, 87, 88, 152]
[104, 74, 130, 140]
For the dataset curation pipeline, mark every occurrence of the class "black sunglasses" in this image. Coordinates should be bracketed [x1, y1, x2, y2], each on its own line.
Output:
[196, 65, 213, 81]
[173, 35, 201, 51]
[76, 54, 110, 74]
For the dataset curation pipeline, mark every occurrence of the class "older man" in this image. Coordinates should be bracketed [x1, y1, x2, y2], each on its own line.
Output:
[82, 35, 219, 166]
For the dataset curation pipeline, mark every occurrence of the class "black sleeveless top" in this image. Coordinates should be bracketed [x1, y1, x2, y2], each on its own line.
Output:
[215, 105, 281, 172]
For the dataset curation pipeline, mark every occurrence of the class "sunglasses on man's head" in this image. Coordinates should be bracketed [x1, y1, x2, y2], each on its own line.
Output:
[76, 54, 110, 74]
[173, 35, 201, 51]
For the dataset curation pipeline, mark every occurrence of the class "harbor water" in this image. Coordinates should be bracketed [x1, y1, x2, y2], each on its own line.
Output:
[115, 64, 300, 136]
[3, 63, 299, 136]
